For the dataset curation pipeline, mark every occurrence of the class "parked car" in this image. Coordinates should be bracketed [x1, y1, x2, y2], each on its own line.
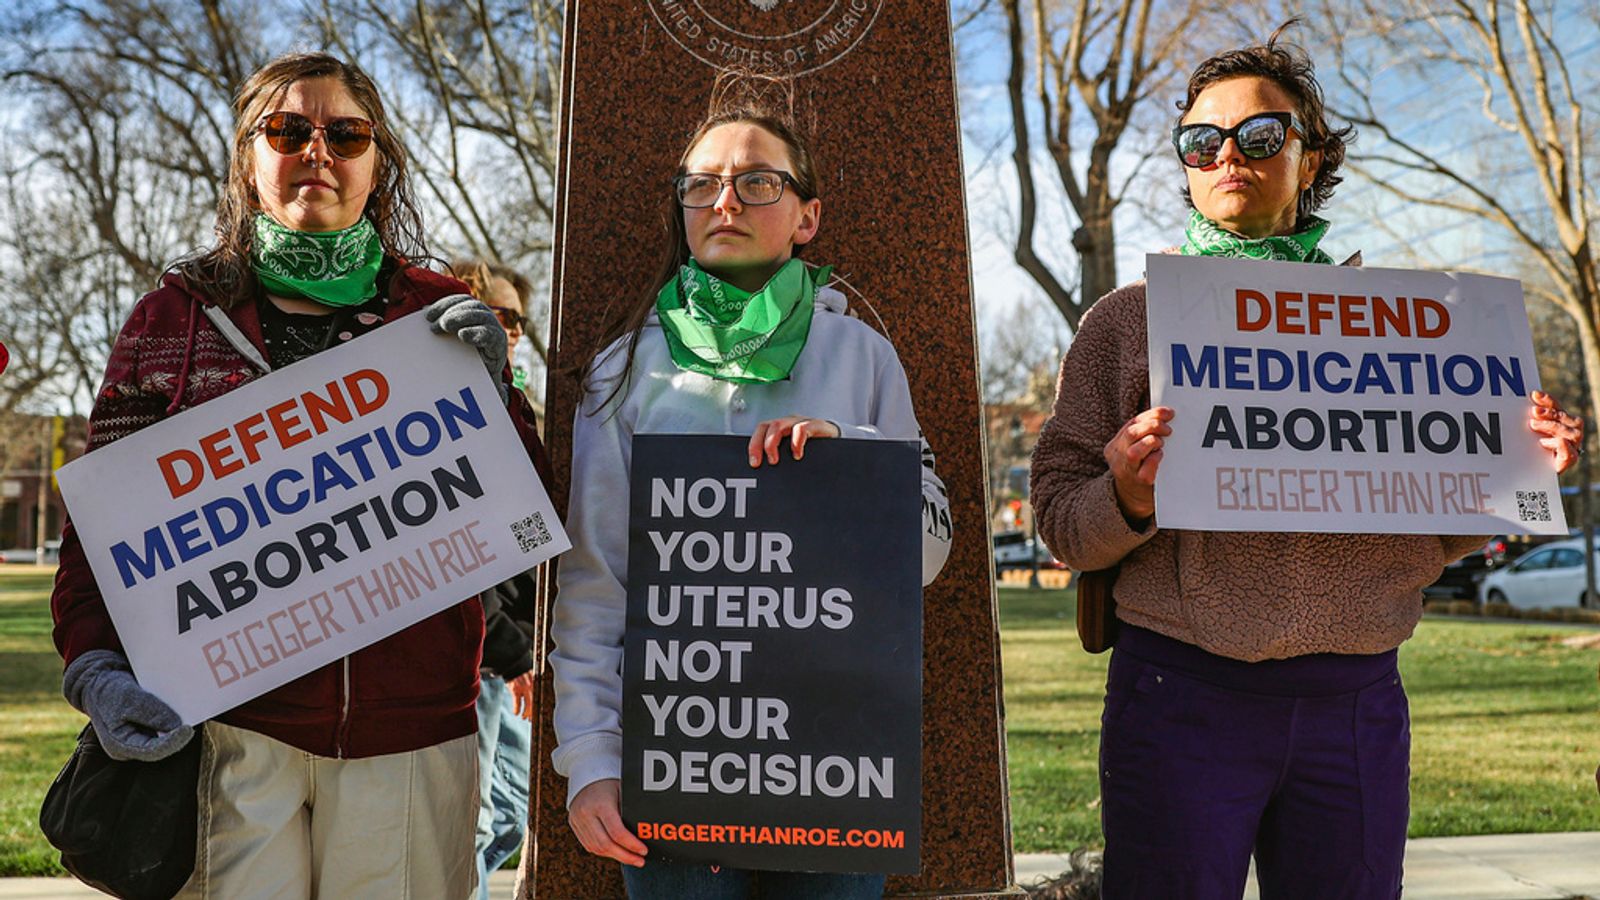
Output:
[992, 530, 1065, 571]
[0, 540, 59, 564]
[1478, 538, 1600, 610]
[1425, 535, 1511, 599]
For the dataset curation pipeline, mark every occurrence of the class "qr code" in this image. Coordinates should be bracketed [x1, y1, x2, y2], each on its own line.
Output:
[1516, 490, 1552, 523]
[511, 512, 552, 553]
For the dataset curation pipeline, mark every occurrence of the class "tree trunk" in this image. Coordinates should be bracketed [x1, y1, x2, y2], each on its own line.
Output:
[1075, 207, 1118, 306]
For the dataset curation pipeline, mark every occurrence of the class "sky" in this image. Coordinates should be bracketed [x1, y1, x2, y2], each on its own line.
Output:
[949, 0, 1600, 373]
[7, 1, 1600, 414]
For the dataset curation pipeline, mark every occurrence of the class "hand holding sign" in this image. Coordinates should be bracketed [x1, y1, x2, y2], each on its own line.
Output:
[424, 294, 508, 401]
[1529, 391, 1584, 473]
[748, 416, 841, 466]
[1105, 407, 1174, 522]
[570, 778, 648, 867]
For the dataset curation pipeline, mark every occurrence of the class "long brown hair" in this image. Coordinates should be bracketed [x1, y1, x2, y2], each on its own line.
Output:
[175, 52, 429, 307]
[573, 70, 821, 410]
[450, 258, 533, 313]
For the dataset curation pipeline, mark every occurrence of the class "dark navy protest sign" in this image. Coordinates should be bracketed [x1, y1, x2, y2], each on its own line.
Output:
[621, 434, 922, 874]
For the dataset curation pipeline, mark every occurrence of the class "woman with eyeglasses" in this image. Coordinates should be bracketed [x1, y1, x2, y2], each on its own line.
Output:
[51, 52, 544, 898]
[1030, 26, 1581, 899]
[549, 75, 952, 899]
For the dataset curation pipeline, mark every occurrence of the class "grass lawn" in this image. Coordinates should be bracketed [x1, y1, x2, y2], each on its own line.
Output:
[0, 569, 80, 876]
[2, 573, 1596, 873]
[1000, 586, 1600, 853]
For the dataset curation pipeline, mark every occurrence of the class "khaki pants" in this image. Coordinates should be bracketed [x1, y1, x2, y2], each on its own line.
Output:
[176, 721, 478, 900]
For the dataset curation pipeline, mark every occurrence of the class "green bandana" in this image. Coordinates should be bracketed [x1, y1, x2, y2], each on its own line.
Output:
[1180, 209, 1334, 265]
[655, 258, 832, 384]
[251, 214, 383, 307]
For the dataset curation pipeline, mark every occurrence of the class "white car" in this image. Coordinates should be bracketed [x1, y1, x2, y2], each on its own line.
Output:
[0, 540, 60, 564]
[1478, 538, 1600, 610]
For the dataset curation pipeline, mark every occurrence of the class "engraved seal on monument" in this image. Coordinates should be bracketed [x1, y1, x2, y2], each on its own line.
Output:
[646, 0, 885, 74]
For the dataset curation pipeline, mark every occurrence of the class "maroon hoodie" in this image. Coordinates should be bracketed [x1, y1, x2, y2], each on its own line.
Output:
[52, 263, 549, 758]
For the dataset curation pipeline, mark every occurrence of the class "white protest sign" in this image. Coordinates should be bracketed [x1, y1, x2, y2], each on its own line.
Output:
[58, 313, 569, 723]
[1146, 253, 1566, 535]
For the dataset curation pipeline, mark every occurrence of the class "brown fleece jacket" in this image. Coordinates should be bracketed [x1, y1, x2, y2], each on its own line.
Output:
[1031, 279, 1487, 662]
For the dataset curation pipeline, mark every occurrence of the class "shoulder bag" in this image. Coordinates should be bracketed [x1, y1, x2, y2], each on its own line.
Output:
[1075, 565, 1120, 653]
[39, 723, 202, 900]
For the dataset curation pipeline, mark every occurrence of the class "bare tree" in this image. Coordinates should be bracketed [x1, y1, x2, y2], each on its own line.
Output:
[980, 292, 1070, 406]
[1314, 0, 1600, 418]
[314, 0, 561, 366]
[1, 0, 280, 422]
[0, 0, 562, 425]
[998, 0, 1219, 330]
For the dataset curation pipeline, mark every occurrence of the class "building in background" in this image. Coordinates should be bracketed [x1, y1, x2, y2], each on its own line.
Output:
[0, 413, 83, 556]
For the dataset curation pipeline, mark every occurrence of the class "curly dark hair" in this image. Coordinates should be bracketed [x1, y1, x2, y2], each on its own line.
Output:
[1177, 20, 1354, 224]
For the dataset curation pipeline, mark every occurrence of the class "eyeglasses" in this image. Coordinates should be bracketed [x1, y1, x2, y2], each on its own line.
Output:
[487, 306, 526, 331]
[253, 111, 376, 161]
[673, 170, 800, 208]
[1172, 112, 1304, 168]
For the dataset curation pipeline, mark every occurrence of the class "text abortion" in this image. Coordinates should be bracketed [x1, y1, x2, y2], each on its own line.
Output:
[104, 370, 494, 640]
[1173, 290, 1520, 456]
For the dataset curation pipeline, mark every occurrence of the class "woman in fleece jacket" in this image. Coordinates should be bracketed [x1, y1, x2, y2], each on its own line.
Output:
[51, 52, 544, 899]
[549, 75, 952, 899]
[1030, 27, 1582, 900]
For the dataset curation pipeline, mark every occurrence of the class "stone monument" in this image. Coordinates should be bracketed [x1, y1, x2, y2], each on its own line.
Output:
[526, 3, 1021, 896]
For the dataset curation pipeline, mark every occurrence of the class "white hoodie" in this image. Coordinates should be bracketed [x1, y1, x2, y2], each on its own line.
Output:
[549, 285, 953, 804]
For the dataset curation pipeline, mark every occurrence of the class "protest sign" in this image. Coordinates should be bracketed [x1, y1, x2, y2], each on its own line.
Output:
[1146, 254, 1567, 535]
[57, 313, 569, 724]
[621, 435, 922, 874]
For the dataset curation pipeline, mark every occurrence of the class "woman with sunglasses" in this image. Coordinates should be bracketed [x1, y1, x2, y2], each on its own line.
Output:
[549, 76, 952, 898]
[457, 259, 537, 399]
[1030, 26, 1582, 899]
[453, 257, 541, 899]
[51, 52, 544, 898]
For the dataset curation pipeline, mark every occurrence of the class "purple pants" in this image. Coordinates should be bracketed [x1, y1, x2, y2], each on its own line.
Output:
[1099, 626, 1409, 900]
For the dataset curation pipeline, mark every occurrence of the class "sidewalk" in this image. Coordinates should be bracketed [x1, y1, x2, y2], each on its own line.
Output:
[1011, 832, 1600, 899]
[5, 833, 1598, 898]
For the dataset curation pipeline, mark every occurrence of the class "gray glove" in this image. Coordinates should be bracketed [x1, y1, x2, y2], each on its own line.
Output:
[63, 649, 194, 762]
[424, 293, 509, 403]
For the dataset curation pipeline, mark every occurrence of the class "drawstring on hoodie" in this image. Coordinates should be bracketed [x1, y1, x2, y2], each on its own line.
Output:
[166, 295, 199, 416]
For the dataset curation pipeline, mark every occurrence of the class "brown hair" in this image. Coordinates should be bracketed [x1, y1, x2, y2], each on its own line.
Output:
[451, 258, 532, 313]
[1177, 20, 1353, 224]
[572, 70, 821, 409]
[175, 52, 428, 307]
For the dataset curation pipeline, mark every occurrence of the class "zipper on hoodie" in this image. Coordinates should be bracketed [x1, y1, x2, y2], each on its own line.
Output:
[336, 657, 351, 758]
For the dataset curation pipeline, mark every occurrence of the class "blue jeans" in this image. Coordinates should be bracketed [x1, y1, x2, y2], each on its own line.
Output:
[621, 860, 885, 899]
[474, 676, 533, 900]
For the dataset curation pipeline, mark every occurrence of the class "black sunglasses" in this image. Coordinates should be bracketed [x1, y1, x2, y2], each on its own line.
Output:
[1172, 112, 1305, 168]
[486, 305, 526, 331]
[253, 111, 376, 161]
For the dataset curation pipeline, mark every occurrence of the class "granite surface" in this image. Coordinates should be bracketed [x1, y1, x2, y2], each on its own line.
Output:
[525, 2, 1014, 896]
